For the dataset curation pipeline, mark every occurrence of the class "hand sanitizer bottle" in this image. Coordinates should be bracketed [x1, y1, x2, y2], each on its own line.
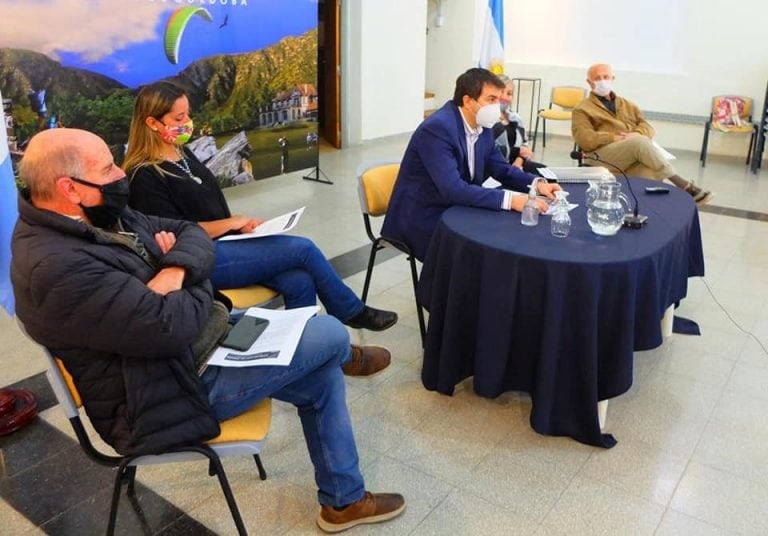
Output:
[550, 190, 571, 238]
[521, 180, 540, 226]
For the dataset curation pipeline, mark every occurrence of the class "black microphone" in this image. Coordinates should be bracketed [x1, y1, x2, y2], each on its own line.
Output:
[579, 151, 648, 228]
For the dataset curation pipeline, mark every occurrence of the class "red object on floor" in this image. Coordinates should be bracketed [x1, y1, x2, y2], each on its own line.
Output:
[0, 390, 15, 416]
[0, 388, 38, 436]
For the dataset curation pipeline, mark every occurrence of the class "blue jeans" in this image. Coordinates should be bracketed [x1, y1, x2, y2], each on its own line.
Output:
[211, 235, 364, 321]
[200, 315, 365, 507]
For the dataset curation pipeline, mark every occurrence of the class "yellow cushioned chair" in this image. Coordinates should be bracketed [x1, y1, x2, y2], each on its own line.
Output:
[356, 161, 426, 346]
[700, 95, 757, 167]
[220, 285, 281, 313]
[44, 349, 270, 536]
[532, 86, 586, 151]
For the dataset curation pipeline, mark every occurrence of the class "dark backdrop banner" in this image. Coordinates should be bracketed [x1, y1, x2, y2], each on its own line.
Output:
[0, 0, 319, 187]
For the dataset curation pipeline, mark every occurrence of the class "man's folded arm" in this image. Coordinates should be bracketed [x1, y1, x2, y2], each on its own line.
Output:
[571, 108, 615, 153]
[27, 253, 213, 359]
[132, 210, 216, 285]
[628, 103, 655, 138]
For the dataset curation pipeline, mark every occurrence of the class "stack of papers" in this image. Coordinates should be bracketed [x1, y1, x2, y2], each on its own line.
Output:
[538, 167, 614, 183]
[218, 207, 305, 241]
[205, 306, 318, 368]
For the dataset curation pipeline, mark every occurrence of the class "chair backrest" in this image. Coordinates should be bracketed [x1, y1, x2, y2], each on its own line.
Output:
[356, 161, 401, 217]
[43, 344, 269, 461]
[14, 319, 82, 416]
[45, 352, 83, 413]
[711, 95, 753, 123]
[220, 285, 280, 311]
[550, 86, 586, 110]
[37, 346, 124, 465]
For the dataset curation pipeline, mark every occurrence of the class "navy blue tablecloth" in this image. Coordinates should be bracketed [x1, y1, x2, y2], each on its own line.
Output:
[418, 178, 704, 448]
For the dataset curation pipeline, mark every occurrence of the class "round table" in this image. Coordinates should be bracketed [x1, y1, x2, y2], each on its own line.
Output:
[418, 178, 704, 447]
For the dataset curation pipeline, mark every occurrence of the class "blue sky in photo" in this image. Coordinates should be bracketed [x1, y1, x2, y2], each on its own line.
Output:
[4, 0, 318, 88]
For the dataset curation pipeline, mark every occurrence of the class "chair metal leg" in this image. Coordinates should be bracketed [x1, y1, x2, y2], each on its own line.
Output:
[747, 129, 756, 165]
[206, 450, 248, 536]
[126, 490, 153, 534]
[361, 239, 382, 303]
[532, 115, 541, 152]
[253, 454, 267, 480]
[125, 465, 137, 497]
[107, 459, 134, 535]
[408, 255, 426, 348]
[700, 125, 710, 167]
[542, 118, 547, 148]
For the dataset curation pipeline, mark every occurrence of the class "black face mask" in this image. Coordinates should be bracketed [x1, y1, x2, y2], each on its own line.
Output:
[70, 176, 129, 229]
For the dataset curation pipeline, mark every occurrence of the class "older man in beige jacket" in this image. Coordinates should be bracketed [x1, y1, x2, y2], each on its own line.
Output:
[572, 63, 712, 205]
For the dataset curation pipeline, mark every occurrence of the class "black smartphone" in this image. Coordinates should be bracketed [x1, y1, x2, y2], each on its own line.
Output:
[220, 316, 270, 351]
[645, 186, 670, 194]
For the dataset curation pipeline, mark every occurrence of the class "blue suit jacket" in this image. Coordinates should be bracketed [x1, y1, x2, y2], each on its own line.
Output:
[382, 101, 535, 261]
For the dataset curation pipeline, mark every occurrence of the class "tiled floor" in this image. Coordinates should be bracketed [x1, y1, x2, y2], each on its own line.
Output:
[1, 133, 767, 535]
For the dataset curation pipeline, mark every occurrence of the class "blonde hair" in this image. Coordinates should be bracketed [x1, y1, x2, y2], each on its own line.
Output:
[123, 82, 186, 175]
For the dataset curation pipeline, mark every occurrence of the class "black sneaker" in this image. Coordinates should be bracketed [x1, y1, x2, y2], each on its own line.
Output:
[343, 306, 398, 331]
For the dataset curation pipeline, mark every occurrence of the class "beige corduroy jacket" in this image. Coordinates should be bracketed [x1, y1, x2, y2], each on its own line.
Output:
[571, 93, 655, 153]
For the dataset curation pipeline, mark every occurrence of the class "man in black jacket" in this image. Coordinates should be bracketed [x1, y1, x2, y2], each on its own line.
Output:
[11, 128, 404, 533]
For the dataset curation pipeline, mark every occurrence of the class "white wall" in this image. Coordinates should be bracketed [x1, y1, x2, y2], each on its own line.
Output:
[419, 0, 767, 157]
[342, 0, 427, 145]
[424, 0, 480, 106]
[504, 0, 768, 156]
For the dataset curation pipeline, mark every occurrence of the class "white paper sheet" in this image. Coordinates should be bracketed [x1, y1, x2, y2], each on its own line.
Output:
[536, 167, 558, 181]
[218, 207, 305, 241]
[205, 306, 319, 367]
[482, 177, 502, 189]
[542, 167, 614, 182]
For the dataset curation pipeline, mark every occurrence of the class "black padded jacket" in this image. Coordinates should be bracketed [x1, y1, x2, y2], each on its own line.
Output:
[12, 192, 221, 455]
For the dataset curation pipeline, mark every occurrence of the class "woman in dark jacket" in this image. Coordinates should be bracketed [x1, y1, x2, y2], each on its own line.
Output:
[493, 74, 547, 175]
[124, 82, 396, 332]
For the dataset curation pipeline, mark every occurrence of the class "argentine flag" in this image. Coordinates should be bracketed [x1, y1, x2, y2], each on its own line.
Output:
[0, 89, 18, 315]
[479, 0, 505, 74]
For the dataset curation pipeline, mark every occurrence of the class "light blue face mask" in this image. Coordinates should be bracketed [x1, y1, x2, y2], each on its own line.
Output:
[593, 80, 613, 97]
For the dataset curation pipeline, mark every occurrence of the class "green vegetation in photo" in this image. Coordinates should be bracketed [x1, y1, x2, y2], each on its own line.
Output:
[216, 122, 319, 183]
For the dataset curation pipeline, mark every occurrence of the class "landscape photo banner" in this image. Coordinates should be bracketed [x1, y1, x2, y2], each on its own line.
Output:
[0, 0, 320, 186]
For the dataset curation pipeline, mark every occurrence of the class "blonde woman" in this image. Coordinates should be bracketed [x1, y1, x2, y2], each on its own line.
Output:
[125, 82, 398, 374]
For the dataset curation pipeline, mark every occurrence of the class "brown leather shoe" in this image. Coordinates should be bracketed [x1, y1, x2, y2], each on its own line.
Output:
[342, 345, 391, 377]
[317, 491, 405, 533]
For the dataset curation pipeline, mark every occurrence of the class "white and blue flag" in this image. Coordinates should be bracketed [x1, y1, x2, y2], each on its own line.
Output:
[0, 90, 18, 316]
[479, 0, 505, 74]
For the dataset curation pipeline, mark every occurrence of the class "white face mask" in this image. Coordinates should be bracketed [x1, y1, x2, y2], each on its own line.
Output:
[475, 102, 501, 128]
[592, 80, 613, 97]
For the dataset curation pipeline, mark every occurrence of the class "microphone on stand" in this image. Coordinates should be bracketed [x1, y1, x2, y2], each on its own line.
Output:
[574, 150, 648, 229]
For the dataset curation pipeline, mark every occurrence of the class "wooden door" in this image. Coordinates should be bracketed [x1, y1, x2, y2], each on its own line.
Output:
[319, 0, 341, 148]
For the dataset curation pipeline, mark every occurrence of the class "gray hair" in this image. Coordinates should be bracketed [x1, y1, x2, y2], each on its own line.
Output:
[497, 74, 513, 86]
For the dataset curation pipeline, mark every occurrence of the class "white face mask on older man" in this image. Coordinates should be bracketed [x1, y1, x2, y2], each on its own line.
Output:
[592, 80, 613, 97]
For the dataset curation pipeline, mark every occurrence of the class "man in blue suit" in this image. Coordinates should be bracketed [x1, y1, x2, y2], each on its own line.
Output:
[382, 68, 560, 261]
